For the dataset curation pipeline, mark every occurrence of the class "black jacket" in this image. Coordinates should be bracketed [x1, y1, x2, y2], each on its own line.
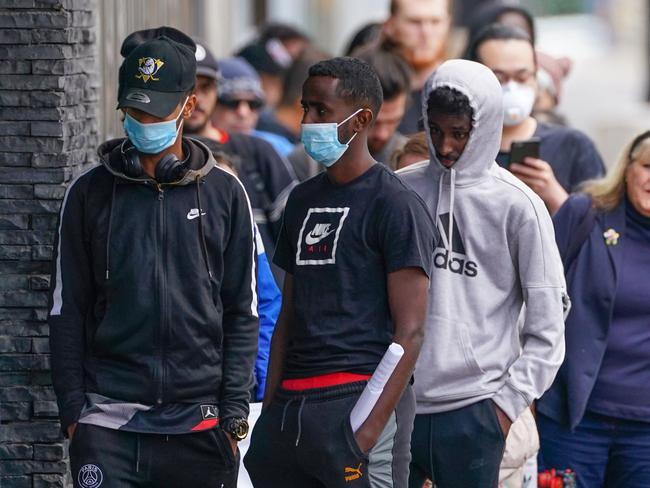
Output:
[190, 133, 297, 284]
[48, 137, 259, 433]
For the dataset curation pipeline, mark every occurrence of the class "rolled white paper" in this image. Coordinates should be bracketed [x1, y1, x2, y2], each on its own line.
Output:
[349, 342, 404, 433]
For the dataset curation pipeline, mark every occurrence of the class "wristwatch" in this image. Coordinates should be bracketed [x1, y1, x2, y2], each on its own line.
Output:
[224, 417, 249, 441]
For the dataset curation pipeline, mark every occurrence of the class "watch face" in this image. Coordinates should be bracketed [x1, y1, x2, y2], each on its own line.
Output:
[231, 418, 249, 440]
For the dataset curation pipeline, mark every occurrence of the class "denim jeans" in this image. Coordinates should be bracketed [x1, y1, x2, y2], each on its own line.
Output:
[538, 411, 650, 488]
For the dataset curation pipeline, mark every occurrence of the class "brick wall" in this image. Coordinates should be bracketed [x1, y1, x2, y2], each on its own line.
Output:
[0, 1, 98, 486]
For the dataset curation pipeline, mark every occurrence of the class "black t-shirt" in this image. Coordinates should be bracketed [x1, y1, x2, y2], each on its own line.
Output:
[274, 163, 435, 378]
[496, 121, 605, 191]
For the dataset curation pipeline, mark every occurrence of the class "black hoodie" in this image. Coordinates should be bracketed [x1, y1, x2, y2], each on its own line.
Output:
[48, 137, 259, 434]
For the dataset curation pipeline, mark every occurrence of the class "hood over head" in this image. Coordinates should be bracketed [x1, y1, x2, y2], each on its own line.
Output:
[421, 59, 503, 186]
[417, 60, 504, 272]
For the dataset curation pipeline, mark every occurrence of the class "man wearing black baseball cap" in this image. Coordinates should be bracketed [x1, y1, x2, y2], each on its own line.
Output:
[49, 28, 258, 487]
[117, 33, 196, 118]
[186, 39, 221, 141]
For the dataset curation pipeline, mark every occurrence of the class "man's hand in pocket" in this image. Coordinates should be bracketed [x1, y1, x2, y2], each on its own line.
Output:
[493, 403, 512, 439]
[67, 423, 77, 440]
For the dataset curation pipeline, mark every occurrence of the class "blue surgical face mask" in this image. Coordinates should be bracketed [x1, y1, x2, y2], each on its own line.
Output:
[123, 98, 188, 154]
[301, 108, 363, 167]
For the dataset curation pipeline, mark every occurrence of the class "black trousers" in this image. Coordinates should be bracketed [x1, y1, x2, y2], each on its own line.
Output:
[69, 423, 238, 488]
[409, 399, 506, 488]
[245, 382, 416, 488]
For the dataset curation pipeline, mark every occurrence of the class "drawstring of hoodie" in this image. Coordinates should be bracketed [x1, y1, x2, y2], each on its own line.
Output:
[435, 168, 457, 250]
[279, 395, 307, 447]
[436, 176, 444, 238]
[105, 177, 117, 281]
[195, 176, 213, 279]
[135, 433, 141, 473]
[448, 168, 456, 252]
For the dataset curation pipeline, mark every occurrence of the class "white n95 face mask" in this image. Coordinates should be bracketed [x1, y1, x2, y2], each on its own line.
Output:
[502, 81, 535, 127]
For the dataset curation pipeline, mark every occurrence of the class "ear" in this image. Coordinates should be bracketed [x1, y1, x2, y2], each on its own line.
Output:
[383, 18, 395, 39]
[353, 108, 374, 132]
[184, 93, 198, 119]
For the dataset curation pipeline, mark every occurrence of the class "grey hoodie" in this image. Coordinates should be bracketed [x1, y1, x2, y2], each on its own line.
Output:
[397, 60, 566, 422]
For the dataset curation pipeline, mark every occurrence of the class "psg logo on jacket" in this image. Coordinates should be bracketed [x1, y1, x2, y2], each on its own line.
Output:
[434, 213, 478, 278]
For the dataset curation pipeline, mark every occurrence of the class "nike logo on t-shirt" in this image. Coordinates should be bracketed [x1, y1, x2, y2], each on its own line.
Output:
[187, 208, 207, 220]
[305, 223, 336, 245]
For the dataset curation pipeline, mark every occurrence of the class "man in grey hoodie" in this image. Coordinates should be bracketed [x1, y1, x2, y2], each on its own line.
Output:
[397, 59, 566, 488]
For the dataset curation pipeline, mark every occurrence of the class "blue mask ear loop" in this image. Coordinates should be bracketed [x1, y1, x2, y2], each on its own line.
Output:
[336, 108, 365, 145]
[172, 96, 189, 139]
[154, 96, 189, 155]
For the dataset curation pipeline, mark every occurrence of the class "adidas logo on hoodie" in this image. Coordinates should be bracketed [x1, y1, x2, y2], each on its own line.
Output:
[434, 213, 478, 278]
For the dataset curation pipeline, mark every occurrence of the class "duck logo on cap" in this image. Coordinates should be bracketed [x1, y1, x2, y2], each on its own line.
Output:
[136, 57, 164, 83]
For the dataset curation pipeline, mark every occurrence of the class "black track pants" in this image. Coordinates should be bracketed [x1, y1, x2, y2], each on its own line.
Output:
[245, 382, 416, 488]
[69, 423, 239, 488]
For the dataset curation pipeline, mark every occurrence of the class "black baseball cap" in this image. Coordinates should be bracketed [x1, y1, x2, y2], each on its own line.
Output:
[120, 26, 195, 58]
[118, 34, 197, 118]
[194, 40, 219, 80]
[237, 41, 286, 76]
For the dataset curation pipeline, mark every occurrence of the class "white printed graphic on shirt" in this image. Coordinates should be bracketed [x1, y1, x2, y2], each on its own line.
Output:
[296, 207, 350, 265]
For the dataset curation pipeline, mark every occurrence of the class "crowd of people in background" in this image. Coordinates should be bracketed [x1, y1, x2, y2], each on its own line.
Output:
[48, 1, 649, 488]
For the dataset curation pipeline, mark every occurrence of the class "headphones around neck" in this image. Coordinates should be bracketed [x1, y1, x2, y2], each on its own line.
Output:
[119, 140, 191, 183]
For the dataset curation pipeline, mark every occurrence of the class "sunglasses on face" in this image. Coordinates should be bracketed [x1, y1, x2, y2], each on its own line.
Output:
[219, 98, 264, 110]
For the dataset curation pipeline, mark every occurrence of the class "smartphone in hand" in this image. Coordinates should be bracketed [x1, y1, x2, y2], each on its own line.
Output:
[509, 137, 540, 166]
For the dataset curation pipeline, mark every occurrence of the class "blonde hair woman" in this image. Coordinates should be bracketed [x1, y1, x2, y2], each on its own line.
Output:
[582, 131, 650, 213]
[537, 130, 650, 488]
